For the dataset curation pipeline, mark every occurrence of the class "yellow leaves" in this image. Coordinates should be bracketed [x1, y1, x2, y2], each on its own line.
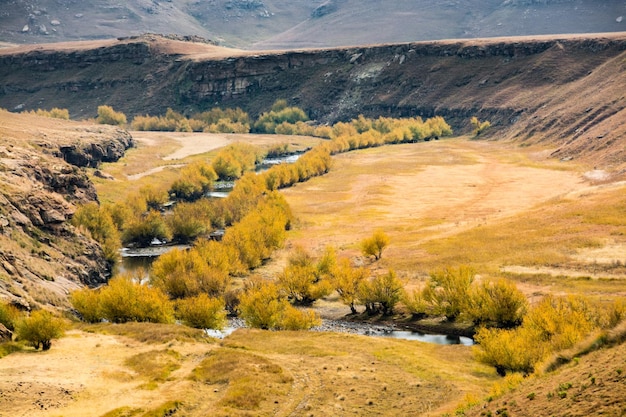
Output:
[151, 248, 230, 299]
[96, 105, 127, 126]
[15, 310, 66, 351]
[239, 279, 320, 330]
[467, 278, 528, 327]
[71, 274, 175, 324]
[175, 294, 226, 330]
[474, 294, 616, 375]
[329, 258, 367, 314]
[360, 229, 390, 260]
[470, 116, 491, 137]
[170, 161, 217, 201]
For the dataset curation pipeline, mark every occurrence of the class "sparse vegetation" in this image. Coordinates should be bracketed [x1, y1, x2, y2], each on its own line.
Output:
[25, 107, 70, 119]
[132, 107, 250, 133]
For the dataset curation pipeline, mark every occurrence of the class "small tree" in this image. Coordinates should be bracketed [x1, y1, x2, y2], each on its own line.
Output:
[358, 270, 405, 315]
[15, 310, 66, 350]
[277, 246, 332, 305]
[360, 230, 390, 260]
[96, 105, 127, 126]
[330, 258, 367, 314]
[402, 286, 429, 319]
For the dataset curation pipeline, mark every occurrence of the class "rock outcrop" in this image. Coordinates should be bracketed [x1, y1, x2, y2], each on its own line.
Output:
[0, 33, 625, 172]
[0, 110, 133, 309]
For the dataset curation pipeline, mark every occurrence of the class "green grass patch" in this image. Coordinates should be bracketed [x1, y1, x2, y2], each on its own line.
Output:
[192, 348, 293, 410]
[125, 349, 182, 390]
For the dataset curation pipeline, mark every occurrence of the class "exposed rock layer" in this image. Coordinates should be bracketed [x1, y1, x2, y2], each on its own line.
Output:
[0, 111, 133, 309]
[0, 34, 625, 173]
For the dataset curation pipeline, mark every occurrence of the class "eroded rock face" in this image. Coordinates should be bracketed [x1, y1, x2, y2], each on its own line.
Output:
[59, 129, 134, 168]
[0, 111, 133, 309]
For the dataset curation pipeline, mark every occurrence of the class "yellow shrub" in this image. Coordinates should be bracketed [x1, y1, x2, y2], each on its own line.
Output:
[175, 294, 226, 329]
[98, 275, 174, 324]
[97, 105, 127, 126]
[70, 287, 102, 323]
[15, 310, 66, 350]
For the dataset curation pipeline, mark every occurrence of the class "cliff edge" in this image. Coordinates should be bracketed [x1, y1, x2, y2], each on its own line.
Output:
[0, 110, 133, 310]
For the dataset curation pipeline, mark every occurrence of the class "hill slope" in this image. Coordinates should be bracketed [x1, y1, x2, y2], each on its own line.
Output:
[0, 110, 133, 310]
[1, 33, 625, 174]
[0, 0, 624, 48]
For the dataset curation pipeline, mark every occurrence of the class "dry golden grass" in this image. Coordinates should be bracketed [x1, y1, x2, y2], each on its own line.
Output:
[0, 324, 498, 417]
[278, 137, 625, 302]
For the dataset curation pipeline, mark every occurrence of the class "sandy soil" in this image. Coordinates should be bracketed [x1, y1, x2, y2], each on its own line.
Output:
[0, 331, 143, 417]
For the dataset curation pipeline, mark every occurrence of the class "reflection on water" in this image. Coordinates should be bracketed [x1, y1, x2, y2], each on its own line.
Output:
[380, 330, 474, 345]
[119, 245, 190, 276]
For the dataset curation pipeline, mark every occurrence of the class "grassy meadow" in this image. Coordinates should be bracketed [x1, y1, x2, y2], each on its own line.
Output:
[3, 127, 622, 416]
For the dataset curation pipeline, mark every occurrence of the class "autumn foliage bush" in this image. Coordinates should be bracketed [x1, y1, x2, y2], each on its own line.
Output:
[96, 105, 127, 126]
[474, 294, 624, 375]
[277, 246, 333, 305]
[238, 279, 320, 330]
[175, 294, 227, 329]
[71, 274, 174, 324]
[26, 107, 70, 119]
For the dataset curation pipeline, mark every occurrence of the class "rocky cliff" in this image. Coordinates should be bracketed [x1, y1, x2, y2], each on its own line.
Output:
[1, 33, 625, 171]
[0, 110, 133, 310]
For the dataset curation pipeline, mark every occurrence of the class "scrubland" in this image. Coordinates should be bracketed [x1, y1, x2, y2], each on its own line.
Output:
[1, 114, 625, 416]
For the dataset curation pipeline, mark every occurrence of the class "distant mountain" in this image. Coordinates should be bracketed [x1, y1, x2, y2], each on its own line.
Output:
[0, 0, 624, 49]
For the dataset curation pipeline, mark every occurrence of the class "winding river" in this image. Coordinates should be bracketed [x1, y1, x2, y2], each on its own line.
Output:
[120, 152, 474, 346]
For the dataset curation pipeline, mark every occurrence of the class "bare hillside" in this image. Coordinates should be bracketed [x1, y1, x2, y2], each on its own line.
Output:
[0, 0, 624, 48]
[1, 33, 625, 174]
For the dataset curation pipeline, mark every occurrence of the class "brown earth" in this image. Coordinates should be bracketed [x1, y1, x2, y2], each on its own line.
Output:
[0, 110, 132, 309]
[0, 324, 497, 417]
